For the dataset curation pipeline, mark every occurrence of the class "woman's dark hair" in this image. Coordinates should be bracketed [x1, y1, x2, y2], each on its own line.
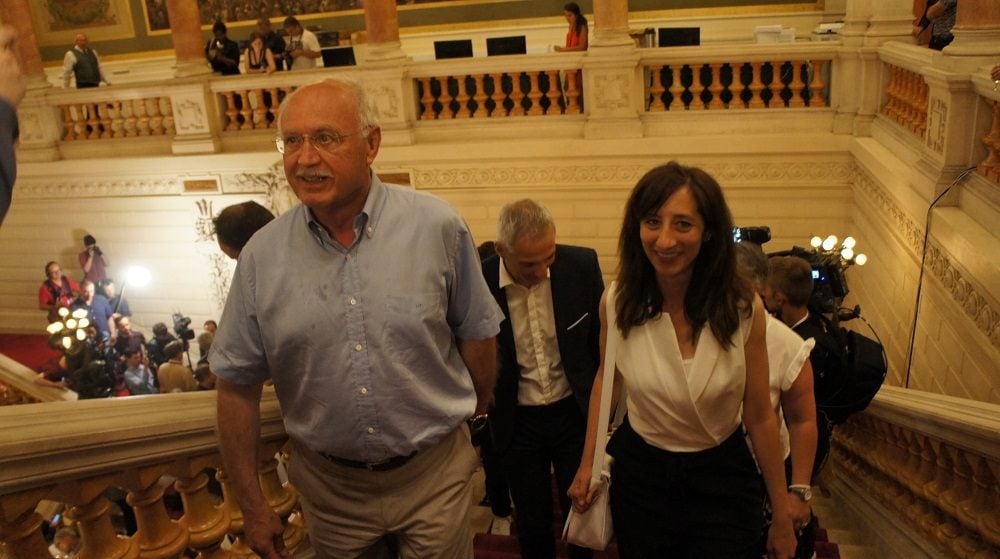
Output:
[212, 21, 227, 34]
[564, 3, 587, 34]
[248, 30, 263, 44]
[615, 161, 751, 347]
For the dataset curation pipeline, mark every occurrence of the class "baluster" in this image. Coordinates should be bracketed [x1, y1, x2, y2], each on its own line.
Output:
[122, 101, 137, 137]
[267, 87, 281, 128]
[957, 455, 993, 533]
[524, 71, 543, 116]
[99, 102, 113, 138]
[251, 89, 267, 129]
[66, 479, 139, 559]
[544, 70, 561, 114]
[122, 467, 188, 558]
[223, 91, 240, 131]
[883, 66, 899, 120]
[61, 105, 76, 140]
[216, 467, 255, 558]
[808, 60, 827, 107]
[914, 437, 942, 536]
[978, 101, 1000, 182]
[748, 62, 765, 109]
[239, 90, 254, 130]
[0, 509, 51, 559]
[260, 442, 302, 552]
[915, 77, 929, 137]
[707, 63, 724, 109]
[109, 101, 124, 138]
[688, 65, 705, 111]
[440, 76, 457, 119]
[485, 73, 502, 117]
[134, 99, 150, 136]
[564, 70, 581, 115]
[979, 459, 1000, 549]
[509, 72, 526, 116]
[160, 98, 175, 135]
[147, 98, 163, 136]
[648, 65, 666, 111]
[454, 75, 471, 118]
[175, 465, 230, 559]
[86, 103, 100, 139]
[667, 66, 684, 111]
[788, 60, 806, 108]
[419, 77, 436, 120]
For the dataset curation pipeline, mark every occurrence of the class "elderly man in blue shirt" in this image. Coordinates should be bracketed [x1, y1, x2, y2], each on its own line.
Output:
[211, 77, 503, 559]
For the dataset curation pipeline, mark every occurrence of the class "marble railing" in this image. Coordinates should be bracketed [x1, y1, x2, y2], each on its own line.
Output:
[829, 385, 999, 558]
[881, 64, 929, 139]
[0, 390, 303, 559]
[0, 354, 76, 407]
[974, 76, 1000, 186]
[638, 43, 833, 111]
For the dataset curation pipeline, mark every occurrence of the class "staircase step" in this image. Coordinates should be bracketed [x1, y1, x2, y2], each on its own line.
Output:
[825, 528, 867, 546]
[835, 543, 879, 559]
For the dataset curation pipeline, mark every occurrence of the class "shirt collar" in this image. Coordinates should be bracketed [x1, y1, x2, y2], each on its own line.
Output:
[498, 256, 550, 290]
[304, 171, 384, 247]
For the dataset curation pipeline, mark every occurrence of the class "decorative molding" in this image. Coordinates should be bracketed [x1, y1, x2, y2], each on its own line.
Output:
[412, 161, 852, 189]
[852, 164, 1000, 349]
[594, 72, 632, 111]
[14, 177, 178, 198]
[927, 96, 947, 154]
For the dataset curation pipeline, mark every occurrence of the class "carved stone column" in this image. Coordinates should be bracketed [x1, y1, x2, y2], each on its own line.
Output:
[944, 0, 1000, 62]
[591, 0, 632, 48]
[363, 0, 405, 61]
[165, 0, 212, 77]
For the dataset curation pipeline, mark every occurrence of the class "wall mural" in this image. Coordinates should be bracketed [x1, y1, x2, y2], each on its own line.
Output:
[31, 0, 135, 46]
[143, 0, 475, 31]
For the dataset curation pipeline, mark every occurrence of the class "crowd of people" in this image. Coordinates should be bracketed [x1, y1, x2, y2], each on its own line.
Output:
[203, 17, 320, 77]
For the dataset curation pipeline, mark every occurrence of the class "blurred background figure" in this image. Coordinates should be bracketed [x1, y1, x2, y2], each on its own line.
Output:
[0, 25, 26, 226]
[213, 200, 275, 259]
[554, 2, 588, 52]
[62, 33, 111, 88]
[79, 234, 109, 284]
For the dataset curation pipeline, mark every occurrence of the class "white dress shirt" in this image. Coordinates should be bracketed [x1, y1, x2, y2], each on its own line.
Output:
[499, 258, 573, 406]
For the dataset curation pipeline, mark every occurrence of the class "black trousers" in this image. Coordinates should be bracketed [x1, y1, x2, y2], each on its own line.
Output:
[500, 396, 592, 559]
[608, 418, 764, 559]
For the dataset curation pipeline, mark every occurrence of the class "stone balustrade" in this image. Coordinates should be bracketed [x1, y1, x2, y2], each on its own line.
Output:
[0, 390, 301, 559]
[973, 74, 1000, 186]
[0, 354, 76, 407]
[881, 63, 929, 139]
[829, 385, 1000, 558]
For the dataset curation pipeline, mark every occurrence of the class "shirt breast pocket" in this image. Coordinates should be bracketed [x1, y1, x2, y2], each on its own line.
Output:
[382, 293, 445, 366]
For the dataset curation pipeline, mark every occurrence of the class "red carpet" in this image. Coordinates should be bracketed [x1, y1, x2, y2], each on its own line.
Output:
[0, 333, 61, 371]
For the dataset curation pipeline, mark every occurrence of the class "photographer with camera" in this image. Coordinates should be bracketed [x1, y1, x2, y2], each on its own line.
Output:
[79, 234, 109, 284]
[282, 16, 320, 71]
[205, 21, 240, 75]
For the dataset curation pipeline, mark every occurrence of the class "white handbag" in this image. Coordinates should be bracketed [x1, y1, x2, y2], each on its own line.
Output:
[562, 284, 622, 550]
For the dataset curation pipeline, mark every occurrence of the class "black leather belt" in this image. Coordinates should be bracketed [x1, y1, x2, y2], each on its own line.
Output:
[319, 450, 417, 471]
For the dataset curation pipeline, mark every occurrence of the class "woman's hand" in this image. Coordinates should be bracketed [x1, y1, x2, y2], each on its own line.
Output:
[567, 466, 599, 513]
[767, 514, 797, 559]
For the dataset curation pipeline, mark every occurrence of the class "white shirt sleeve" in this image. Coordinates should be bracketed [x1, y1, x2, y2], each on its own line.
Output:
[62, 50, 76, 88]
[94, 50, 111, 85]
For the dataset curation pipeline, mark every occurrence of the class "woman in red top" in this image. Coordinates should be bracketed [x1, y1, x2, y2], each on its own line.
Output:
[555, 2, 588, 52]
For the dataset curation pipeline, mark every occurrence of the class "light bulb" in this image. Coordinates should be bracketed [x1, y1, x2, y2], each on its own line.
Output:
[855, 253, 867, 266]
[58, 307, 69, 318]
[822, 235, 838, 251]
[810, 236, 822, 248]
[72, 308, 88, 319]
[843, 236, 856, 249]
[65, 319, 77, 329]
[46, 322, 64, 334]
[78, 318, 90, 328]
[76, 329, 86, 340]
[61, 336, 72, 349]
[841, 248, 854, 260]
[126, 266, 152, 288]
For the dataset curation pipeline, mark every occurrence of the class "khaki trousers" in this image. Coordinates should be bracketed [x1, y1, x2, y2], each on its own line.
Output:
[288, 426, 477, 559]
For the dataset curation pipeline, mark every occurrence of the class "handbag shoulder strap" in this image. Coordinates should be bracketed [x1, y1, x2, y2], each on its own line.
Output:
[590, 281, 620, 481]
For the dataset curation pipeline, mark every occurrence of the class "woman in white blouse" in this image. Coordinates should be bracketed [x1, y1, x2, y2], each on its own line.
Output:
[569, 162, 796, 558]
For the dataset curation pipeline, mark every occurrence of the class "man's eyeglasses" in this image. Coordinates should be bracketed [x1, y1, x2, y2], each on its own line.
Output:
[47, 268, 61, 276]
[275, 129, 366, 155]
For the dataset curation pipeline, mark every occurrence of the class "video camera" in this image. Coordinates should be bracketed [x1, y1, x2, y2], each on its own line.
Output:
[172, 313, 195, 341]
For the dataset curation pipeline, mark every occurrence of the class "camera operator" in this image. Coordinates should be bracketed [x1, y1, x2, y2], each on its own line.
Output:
[282, 16, 320, 70]
[79, 234, 109, 284]
[764, 255, 840, 477]
[205, 21, 240, 75]
[146, 322, 178, 371]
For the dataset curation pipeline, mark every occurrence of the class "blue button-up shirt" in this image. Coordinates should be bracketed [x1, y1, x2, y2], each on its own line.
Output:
[210, 176, 503, 462]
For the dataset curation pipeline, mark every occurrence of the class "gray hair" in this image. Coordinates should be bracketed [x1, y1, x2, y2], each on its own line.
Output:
[735, 242, 769, 291]
[276, 77, 380, 136]
[497, 199, 555, 249]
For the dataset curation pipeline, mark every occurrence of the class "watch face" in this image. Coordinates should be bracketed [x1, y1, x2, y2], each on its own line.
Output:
[790, 487, 812, 501]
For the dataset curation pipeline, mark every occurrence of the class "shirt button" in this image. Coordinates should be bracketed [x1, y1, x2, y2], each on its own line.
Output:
[367, 226, 373, 234]
[355, 343, 363, 351]
[360, 387, 368, 395]
[350, 297, 357, 305]
[367, 427, 375, 434]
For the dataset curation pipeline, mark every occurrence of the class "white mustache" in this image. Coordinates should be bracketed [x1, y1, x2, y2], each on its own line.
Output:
[296, 171, 332, 180]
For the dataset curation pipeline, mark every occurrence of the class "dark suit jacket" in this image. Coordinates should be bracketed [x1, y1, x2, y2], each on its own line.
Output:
[0, 99, 17, 226]
[482, 244, 604, 453]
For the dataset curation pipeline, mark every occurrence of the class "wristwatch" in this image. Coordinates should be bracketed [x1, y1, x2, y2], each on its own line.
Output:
[466, 413, 489, 432]
[788, 484, 812, 502]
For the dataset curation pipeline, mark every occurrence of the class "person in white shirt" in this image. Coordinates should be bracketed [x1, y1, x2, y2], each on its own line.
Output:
[282, 16, 321, 71]
[62, 33, 111, 88]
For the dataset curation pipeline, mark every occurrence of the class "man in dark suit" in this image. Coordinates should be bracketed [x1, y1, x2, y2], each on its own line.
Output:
[482, 199, 603, 559]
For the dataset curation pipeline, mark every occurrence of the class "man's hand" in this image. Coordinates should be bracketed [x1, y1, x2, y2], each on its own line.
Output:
[0, 27, 26, 107]
[243, 507, 291, 559]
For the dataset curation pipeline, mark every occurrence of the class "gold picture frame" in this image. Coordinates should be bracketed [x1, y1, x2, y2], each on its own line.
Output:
[31, 0, 136, 47]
